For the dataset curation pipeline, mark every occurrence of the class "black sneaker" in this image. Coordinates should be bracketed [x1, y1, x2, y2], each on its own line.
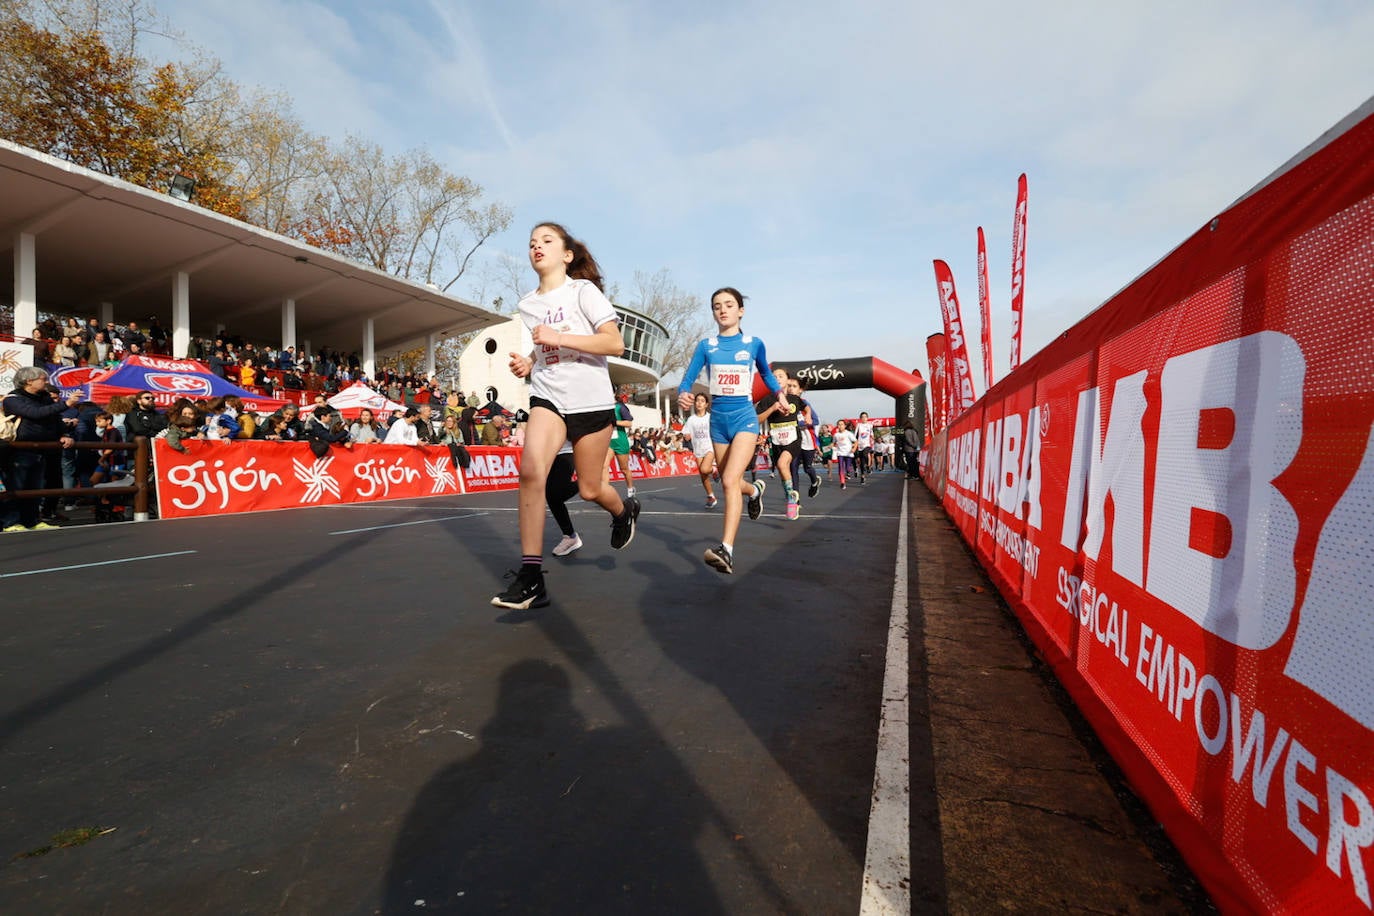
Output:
[808, 478, 820, 499]
[610, 496, 641, 550]
[747, 480, 765, 520]
[490, 568, 550, 609]
[704, 543, 733, 575]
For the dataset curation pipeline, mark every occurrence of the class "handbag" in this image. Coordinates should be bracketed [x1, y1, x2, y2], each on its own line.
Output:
[448, 443, 472, 470]
[0, 409, 18, 443]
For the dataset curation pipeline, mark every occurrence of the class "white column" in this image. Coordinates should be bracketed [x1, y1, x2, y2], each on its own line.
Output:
[171, 271, 190, 358]
[426, 332, 438, 377]
[99, 301, 114, 326]
[655, 387, 662, 425]
[362, 319, 375, 380]
[301, 338, 311, 359]
[13, 232, 36, 339]
[281, 298, 296, 351]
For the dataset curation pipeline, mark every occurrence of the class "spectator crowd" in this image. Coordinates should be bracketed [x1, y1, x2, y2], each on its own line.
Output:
[14, 313, 449, 406]
[2, 312, 549, 532]
[1, 377, 537, 532]
[5, 313, 914, 535]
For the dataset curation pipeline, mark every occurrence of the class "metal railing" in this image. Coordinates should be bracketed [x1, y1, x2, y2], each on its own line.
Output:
[1, 436, 153, 520]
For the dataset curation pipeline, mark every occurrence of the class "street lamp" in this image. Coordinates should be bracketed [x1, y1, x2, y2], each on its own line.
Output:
[168, 174, 197, 202]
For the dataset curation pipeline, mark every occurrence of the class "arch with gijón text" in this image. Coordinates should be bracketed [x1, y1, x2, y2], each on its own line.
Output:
[750, 356, 926, 438]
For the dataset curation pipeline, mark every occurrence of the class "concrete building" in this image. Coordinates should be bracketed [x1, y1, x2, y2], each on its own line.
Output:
[457, 306, 670, 427]
[1, 139, 502, 376]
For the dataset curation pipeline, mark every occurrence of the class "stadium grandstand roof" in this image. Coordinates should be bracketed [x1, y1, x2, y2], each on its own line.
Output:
[0, 139, 503, 352]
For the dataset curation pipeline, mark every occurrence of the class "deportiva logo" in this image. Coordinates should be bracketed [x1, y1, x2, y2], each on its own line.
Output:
[145, 373, 212, 396]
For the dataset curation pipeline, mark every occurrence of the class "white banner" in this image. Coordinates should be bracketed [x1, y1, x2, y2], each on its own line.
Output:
[1, 342, 34, 393]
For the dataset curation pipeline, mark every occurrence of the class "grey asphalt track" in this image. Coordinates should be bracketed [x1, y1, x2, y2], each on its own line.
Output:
[0, 471, 1212, 914]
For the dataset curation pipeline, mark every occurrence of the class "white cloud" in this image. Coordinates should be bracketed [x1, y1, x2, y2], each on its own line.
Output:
[140, 0, 1374, 417]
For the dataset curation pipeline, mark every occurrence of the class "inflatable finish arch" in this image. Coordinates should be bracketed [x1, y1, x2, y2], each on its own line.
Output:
[749, 356, 926, 437]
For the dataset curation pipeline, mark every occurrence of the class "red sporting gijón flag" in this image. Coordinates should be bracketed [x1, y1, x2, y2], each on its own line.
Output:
[933, 260, 977, 413]
[1009, 173, 1028, 371]
[977, 226, 993, 390]
[925, 333, 947, 431]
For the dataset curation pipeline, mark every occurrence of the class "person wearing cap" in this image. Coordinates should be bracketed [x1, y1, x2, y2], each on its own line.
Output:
[384, 407, 422, 445]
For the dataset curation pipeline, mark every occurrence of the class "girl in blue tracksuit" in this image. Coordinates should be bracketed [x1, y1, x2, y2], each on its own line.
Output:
[677, 287, 787, 575]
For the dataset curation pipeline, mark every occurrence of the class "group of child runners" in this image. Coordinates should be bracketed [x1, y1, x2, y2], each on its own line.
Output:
[490, 221, 887, 610]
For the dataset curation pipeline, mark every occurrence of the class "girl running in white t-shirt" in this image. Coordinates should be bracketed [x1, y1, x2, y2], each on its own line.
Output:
[492, 223, 640, 610]
[832, 419, 858, 489]
[854, 411, 875, 483]
[679, 392, 717, 508]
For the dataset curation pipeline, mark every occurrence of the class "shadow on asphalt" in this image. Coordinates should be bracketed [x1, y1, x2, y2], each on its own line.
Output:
[0, 523, 392, 751]
[382, 657, 729, 912]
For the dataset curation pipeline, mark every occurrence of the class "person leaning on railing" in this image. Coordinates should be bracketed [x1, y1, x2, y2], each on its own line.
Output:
[303, 406, 352, 459]
[219, 396, 255, 439]
[2, 366, 82, 532]
[163, 404, 206, 453]
[438, 414, 465, 447]
[349, 408, 382, 443]
[479, 413, 506, 446]
[254, 404, 304, 440]
[123, 391, 169, 439]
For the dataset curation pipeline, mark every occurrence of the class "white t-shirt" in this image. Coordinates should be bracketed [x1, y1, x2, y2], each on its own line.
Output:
[681, 413, 713, 458]
[518, 278, 619, 414]
[833, 430, 857, 457]
[384, 419, 418, 445]
[855, 421, 874, 449]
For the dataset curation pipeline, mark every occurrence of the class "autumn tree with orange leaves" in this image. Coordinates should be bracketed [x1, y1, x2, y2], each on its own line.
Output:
[0, 2, 245, 217]
[0, 0, 510, 291]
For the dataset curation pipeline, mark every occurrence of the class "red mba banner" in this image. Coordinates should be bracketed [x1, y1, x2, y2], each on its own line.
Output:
[925, 333, 947, 431]
[977, 226, 994, 390]
[1009, 173, 1028, 371]
[933, 259, 977, 414]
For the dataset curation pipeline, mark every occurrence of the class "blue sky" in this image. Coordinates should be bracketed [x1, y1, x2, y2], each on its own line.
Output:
[152, 0, 1374, 422]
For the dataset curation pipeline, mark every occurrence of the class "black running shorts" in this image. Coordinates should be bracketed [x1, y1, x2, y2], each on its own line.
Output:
[530, 396, 614, 442]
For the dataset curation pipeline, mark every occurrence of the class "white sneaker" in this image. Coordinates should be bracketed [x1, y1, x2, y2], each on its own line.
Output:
[552, 533, 583, 557]
[705, 494, 718, 509]
[626, 487, 636, 498]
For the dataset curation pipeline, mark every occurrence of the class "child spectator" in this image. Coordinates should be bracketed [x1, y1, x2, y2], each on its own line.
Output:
[350, 408, 382, 443]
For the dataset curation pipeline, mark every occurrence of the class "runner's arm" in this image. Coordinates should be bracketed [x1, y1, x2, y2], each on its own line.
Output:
[677, 342, 708, 411]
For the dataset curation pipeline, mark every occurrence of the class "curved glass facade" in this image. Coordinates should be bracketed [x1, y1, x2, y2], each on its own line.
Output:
[614, 307, 669, 377]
